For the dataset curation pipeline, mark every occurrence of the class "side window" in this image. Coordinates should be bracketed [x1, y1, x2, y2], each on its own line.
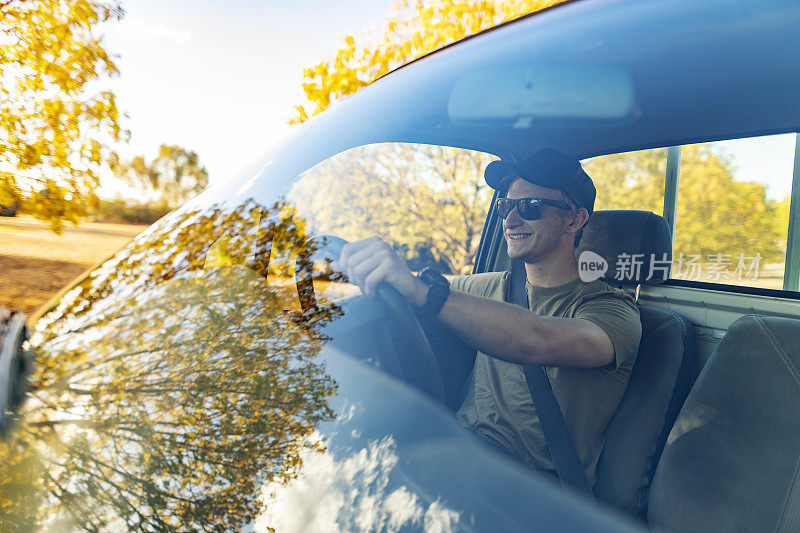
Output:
[671, 134, 797, 291]
[286, 143, 496, 276]
[581, 147, 666, 214]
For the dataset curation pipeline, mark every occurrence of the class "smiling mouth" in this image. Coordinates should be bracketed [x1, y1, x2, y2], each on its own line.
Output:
[507, 233, 532, 240]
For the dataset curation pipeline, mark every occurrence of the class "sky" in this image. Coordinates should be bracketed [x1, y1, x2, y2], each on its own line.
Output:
[102, 0, 395, 192]
[710, 134, 797, 201]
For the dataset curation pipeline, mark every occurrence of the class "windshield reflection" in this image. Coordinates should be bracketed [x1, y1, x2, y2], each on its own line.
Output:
[257, 433, 461, 532]
[2, 201, 341, 530]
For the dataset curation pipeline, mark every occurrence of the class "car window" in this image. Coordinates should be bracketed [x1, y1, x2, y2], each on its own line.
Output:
[582, 147, 666, 214]
[286, 143, 497, 279]
[671, 133, 797, 291]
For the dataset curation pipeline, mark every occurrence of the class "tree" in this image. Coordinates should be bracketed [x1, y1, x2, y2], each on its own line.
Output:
[772, 195, 791, 248]
[115, 145, 210, 210]
[0, 0, 125, 232]
[290, 0, 564, 124]
[584, 144, 786, 264]
[582, 148, 667, 215]
[672, 145, 784, 264]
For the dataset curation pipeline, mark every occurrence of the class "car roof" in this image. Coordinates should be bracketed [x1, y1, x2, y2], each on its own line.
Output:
[275, 0, 799, 175]
[374, 0, 581, 83]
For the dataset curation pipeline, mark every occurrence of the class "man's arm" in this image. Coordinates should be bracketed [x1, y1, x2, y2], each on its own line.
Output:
[334, 236, 615, 368]
[437, 290, 614, 367]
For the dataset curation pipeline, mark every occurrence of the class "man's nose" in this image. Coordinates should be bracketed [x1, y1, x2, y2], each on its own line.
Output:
[504, 204, 525, 223]
[504, 204, 524, 227]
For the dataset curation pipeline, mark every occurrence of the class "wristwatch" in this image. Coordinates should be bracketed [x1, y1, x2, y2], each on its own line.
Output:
[415, 267, 450, 320]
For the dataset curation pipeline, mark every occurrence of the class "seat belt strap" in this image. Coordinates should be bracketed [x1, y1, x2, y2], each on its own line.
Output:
[508, 260, 593, 496]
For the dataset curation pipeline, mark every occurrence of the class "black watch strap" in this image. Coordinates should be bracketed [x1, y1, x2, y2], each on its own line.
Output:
[415, 267, 450, 320]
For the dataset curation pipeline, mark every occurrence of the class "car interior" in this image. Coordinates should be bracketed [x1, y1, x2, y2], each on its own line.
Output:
[284, 46, 800, 533]
[270, 0, 800, 528]
[581, 208, 800, 533]
[313, 192, 800, 531]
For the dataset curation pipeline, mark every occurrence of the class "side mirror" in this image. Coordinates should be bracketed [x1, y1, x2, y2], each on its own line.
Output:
[0, 309, 31, 433]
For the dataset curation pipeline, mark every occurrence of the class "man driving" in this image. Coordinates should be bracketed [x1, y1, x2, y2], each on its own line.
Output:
[333, 149, 642, 486]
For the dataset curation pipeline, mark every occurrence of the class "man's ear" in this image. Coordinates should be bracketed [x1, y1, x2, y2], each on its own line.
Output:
[568, 208, 590, 234]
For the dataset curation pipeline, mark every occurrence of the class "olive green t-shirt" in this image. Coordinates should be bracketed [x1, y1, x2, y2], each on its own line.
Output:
[453, 271, 641, 486]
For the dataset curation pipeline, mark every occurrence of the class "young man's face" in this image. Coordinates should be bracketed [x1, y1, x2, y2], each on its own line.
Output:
[503, 178, 573, 263]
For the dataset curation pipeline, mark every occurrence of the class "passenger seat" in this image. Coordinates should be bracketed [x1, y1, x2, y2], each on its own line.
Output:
[648, 314, 800, 532]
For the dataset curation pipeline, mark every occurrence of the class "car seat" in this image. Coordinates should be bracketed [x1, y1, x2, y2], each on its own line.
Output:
[576, 210, 695, 518]
[647, 314, 800, 532]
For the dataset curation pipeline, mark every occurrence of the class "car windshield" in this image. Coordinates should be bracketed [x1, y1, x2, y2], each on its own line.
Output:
[10, 140, 512, 531]
[287, 143, 496, 275]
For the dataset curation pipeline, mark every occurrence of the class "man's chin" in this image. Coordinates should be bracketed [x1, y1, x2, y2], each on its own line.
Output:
[507, 248, 524, 260]
[507, 243, 537, 262]
[507, 238, 553, 264]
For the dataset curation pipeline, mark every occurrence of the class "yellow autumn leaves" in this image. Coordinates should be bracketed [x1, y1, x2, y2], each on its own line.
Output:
[291, 0, 565, 124]
[0, 0, 124, 232]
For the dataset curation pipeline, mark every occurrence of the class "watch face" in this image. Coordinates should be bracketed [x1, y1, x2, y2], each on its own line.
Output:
[420, 268, 447, 286]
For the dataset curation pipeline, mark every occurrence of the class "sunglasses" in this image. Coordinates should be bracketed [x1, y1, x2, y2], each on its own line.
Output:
[496, 197, 573, 220]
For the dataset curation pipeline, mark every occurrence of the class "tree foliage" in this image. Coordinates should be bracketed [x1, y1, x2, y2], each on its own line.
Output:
[672, 145, 784, 263]
[114, 144, 209, 210]
[583, 148, 667, 215]
[291, 0, 564, 124]
[0, 0, 125, 232]
[585, 144, 786, 263]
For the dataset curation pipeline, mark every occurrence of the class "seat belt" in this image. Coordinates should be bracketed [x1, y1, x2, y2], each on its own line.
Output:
[508, 259, 594, 496]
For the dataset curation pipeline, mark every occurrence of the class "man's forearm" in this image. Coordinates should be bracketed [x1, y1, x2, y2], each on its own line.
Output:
[436, 289, 614, 367]
[333, 236, 614, 368]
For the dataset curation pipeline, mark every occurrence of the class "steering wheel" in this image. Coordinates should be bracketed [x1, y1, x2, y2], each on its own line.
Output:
[295, 235, 446, 402]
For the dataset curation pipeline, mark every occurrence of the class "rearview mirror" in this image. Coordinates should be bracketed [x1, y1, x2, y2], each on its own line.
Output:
[448, 64, 635, 124]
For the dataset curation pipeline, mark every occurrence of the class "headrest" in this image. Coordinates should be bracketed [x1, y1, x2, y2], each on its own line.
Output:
[576, 210, 672, 286]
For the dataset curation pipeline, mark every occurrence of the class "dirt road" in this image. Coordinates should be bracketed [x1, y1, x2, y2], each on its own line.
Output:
[0, 216, 147, 315]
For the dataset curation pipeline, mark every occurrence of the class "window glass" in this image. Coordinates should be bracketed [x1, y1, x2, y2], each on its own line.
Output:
[286, 143, 496, 277]
[671, 133, 796, 290]
[581, 147, 666, 213]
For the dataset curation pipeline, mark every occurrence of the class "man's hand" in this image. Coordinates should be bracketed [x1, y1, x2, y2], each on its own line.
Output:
[331, 237, 617, 369]
[332, 236, 429, 306]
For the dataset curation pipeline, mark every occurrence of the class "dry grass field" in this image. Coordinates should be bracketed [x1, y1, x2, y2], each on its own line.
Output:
[0, 216, 147, 315]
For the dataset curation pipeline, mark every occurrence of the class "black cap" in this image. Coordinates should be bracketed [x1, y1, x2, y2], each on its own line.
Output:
[485, 149, 596, 215]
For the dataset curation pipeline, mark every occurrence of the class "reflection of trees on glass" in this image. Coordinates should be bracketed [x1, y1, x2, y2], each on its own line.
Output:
[1, 201, 339, 530]
[288, 144, 495, 275]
